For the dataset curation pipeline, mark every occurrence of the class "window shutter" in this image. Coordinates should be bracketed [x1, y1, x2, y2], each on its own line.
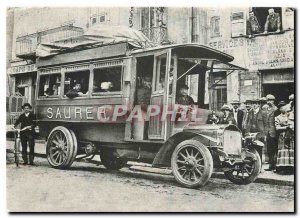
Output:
[231, 12, 245, 37]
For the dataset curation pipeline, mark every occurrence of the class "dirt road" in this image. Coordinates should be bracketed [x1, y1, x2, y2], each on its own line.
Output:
[6, 154, 294, 212]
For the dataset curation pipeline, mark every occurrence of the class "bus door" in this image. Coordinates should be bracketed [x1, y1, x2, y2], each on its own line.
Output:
[148, 50, 171, 140]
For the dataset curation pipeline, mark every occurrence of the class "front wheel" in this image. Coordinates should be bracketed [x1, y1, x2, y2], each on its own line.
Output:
[224, 148, 261, 185]
[46, 126, 77, 169]
[171, 139, 213, 188]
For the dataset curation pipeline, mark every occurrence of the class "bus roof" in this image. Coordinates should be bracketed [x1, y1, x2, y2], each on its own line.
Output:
[130, 43, 234, 63]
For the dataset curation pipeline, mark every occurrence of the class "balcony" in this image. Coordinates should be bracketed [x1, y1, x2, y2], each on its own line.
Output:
[15, 25, 84, 59]
[140, 26, 168, 46]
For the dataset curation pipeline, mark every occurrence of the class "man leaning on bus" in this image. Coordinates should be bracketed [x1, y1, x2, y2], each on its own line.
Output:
[13, 103, 37, 165]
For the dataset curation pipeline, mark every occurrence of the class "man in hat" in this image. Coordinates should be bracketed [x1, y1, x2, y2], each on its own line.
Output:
[176, 84, 195, 105]
[242, 100, 254, 136]
[13, 103, 37, 165]
[265, 94, 278, 171]
[287, 94, 294, 112]
[231, 100, 244, 131]
[264, 8, 281, 33]
[220, 104, 236, 125]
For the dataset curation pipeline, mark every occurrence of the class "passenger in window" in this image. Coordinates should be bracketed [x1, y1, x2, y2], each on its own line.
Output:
[247, 11, 262, 37]
[176, 84, 194, 105]
[264, 8, 281, 34]
[100, 82, 114, 92]
[66, 83, 83, 98]
[44, 88, 54, 97]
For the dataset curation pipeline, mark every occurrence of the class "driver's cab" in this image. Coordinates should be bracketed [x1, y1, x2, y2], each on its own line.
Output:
[128, 44, 245, 142]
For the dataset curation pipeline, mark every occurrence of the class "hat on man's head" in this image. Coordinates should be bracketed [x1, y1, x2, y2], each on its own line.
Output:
[22, 103, 32, 109]
[221, 104, 231, 111]
[289, 94, 294, 100]
[266, 94, 275, 100]
[244, 99, 252, 104]
[231, 100, 241, 105]
[277, 101, 287, 108]
[179, 84, 189, 90]
[251, 99, 260, 103]
[259, 97, 267, 103]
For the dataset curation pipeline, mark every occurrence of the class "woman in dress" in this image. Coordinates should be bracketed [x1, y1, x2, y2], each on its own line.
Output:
[275, 101, 294, 174]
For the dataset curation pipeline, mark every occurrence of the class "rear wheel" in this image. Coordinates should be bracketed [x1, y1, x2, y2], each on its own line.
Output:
[100, 148, 127, 170]
[224, 148, 261, 185]
[46, 126, 77, 169]
[171, 139, 213, 188]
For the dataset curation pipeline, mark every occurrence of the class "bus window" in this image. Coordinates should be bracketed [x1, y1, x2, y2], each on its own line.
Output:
[38, 74, 61, 97]
[154, 55, 167, 92]
[64, 70, 90, 96]
[92, 66, 122, 94]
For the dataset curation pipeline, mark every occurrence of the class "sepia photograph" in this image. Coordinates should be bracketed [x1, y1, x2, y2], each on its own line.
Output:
[5, 5, 295, 212]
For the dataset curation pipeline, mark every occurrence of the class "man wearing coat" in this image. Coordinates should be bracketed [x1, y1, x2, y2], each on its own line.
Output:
[251, 98, 268, 163]
[242, 100, 254, 136]
[231, 100, 244, 131]
[264, 8, 281, 33]
[265, 94, 278, 171]
[13, 103, 37, 165]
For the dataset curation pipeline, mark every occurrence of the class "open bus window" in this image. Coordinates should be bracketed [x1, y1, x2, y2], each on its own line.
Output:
[38, 74, 61, 98]
[92, 66, 122, 94]
[64, 70, 90, 96]
[154, 55, 167, 92]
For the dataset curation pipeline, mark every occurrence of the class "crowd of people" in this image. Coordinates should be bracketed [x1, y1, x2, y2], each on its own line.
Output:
[208, 94, 294, 174]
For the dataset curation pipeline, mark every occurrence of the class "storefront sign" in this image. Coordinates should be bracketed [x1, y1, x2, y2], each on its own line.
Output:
[247, 31, 294, 70]
[208, 31, 294, 71]
[8, 64, 37, 75]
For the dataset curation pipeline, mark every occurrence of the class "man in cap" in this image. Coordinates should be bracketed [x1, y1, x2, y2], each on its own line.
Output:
[176, 84, 195, 105]
[264, 8, 281, 34]
[242, 99, 254, 136]
[220, 104, 236, 125]
[13, 103, 37, 165]
[231, 100, 244, 130]
[265, 94, 278, 171]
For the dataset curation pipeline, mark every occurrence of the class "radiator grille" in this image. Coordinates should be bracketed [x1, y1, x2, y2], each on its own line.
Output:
[223, 130, 242, 155]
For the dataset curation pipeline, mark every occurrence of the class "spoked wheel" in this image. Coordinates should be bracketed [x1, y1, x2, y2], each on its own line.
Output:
[100, 148, 127, 170]
[224, 148, 261, 185]
[46, 126, 77, 169]
[171, 139, 213, 188]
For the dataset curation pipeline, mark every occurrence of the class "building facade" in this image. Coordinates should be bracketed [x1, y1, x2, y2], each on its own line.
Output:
[6, 7, 295, 123]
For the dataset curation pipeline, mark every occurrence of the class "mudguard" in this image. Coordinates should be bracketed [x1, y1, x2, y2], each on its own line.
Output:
[152, 131, 217, 167]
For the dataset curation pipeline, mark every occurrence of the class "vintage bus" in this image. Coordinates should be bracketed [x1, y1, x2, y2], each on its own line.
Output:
[35, 42, 262, 188]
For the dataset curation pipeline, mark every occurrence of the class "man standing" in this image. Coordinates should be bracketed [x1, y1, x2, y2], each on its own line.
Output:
[251, 98, 268, 163]
[265, 94, 278, 171]
[135, 75, 152, 140]
[231, 100, 244, 131]
[264, 8, 281, 33]
[13, 103, 37, 165]
[242, 100, 254, 136]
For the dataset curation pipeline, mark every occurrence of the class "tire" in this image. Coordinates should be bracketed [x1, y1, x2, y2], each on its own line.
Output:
[46, 126, 77, 169]
[100, 148, 127, 170]
[171, 139, 213, 188]
[224, 148, 261, 185]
